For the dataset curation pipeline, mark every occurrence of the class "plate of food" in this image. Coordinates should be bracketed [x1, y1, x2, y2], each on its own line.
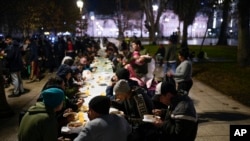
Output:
[63, 112, 77, 118]
[76, 92, 88, 98]
[142, 114, 160, 123]
[67, 121, 85, 133]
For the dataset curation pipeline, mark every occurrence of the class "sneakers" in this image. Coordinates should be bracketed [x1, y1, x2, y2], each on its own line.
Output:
[8, 89, 29, 98]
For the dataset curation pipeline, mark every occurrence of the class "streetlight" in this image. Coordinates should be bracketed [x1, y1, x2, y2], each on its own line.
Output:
[76, 0, 84, 37]
[90, 15, 95, 37]
[76, 0, 83, 13]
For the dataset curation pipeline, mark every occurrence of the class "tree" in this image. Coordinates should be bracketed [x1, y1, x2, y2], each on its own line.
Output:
[217, 0, 231, 45]
[140, 0, 168, 44]
[172, 0, 200, 46]
[114, 0, 141, 39]
[237, 0, 250, 66]
[1, 0, 79, 37]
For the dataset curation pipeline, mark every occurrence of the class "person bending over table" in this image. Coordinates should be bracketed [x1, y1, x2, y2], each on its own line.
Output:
[106, 68, 139, 100]
[111, 80, 158, 141]
[151, 81, 198, 141]
[74, 96, 132, 141]
[18, 88, 64, 141]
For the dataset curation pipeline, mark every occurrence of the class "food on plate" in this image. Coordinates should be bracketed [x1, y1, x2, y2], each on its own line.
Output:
[67, 122, 83, 128]
[100, 92, 106, 96]
[81, 105, 89, 112]
[77, 112, 85, 123]
[63, 112, 77, 118]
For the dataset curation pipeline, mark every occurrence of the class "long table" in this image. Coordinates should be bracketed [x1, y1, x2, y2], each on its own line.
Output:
[62, 56, 114, 134]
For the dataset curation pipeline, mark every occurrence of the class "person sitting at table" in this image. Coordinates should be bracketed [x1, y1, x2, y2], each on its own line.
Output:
[18, 87, 64, 141]
[111, 79, 157, 141]
[151, 81, 198, 141]
[71, 64, 85, 87]
[57, 61, 79, 99]
[74, 96, 132, 141]
[37, 76, 83, 112]
[113, 53, 125, 72]
[37, 76, 84, 138]
[106, 68, 139, 100]
[79, 56, 92, 71]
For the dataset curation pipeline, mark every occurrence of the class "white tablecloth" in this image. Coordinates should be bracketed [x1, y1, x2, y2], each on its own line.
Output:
[62, 57, 114, 134]
[82, 57, 114, 104]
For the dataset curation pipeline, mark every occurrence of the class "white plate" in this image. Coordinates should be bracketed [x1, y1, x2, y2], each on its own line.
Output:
[142, 116, 160, 123]
[142, 118, 155, 123]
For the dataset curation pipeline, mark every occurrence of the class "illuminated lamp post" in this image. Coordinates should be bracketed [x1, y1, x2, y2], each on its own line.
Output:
[90, 15, 95, 37]
[76, 0, 84, 37]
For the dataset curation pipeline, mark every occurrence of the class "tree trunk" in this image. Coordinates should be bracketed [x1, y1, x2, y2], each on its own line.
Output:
[181, 20, 188, 47]
[0, 64, 14, 118]
[217, 0, 230, 45]
[149, 25, 156, 44]
[237, 0, 250, 66]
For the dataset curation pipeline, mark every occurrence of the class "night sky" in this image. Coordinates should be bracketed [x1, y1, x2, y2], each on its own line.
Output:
[86, 0, 141, 15]
[86, 0, 116, 14]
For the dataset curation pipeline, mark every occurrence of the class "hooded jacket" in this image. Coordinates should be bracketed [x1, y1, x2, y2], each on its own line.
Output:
[18, 102, 58, 141]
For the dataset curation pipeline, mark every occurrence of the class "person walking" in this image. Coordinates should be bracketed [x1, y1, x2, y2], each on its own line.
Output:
[4, 35, 24, 97]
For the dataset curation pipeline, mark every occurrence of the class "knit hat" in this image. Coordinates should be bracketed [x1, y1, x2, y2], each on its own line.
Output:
[42, 88, 64, 108]
[89, 96, 110, 115]
[56, 64, 72, 78]
[114, 79, 130, 94]
[115, 68, 130, 80]
[155, 82, 162, 95]
[161, 81, 177, 95]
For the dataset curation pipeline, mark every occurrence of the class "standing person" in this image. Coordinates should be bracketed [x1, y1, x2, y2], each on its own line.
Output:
[20, 37, 31, 79]
[0, 37, 10, 88]
[154, 44, 165, 66]
[4, 35, 24, 97]
[167, 48, 193, 94]
[27, 37, 40, 83]
[163, 35, 177, 74]
[65, 37, 75, 60]
[54, 36, 66, 68]
[18, 88, 65, 141]
[74, 96, 132, 141]
[125, 39, 152, 86]
[152, 81, 198, 141]
[41, 37, 55, 74]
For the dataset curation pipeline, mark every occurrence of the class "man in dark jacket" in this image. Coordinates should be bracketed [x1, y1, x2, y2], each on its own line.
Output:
[112, 79, 156, 141]
[4, 35, 24, 97]
[152, 81, 198, 141]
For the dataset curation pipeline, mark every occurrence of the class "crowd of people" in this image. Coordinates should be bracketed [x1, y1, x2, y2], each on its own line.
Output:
[1, 34, 197, 141]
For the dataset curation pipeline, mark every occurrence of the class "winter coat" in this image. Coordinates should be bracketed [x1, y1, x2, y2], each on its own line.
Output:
[5, 41, 23, 72]
[18, 102, 58, 141]
[159, 95, 198, 141]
